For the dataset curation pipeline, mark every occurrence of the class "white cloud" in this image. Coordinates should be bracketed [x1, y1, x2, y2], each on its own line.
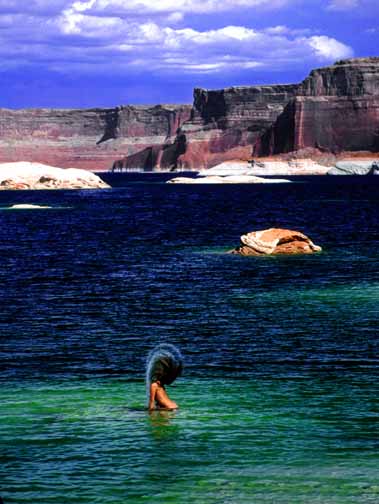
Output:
[327, 0, 359, 10]
[264, 25, 313, 36]
[0, 0, 354, 80]
[54, 16, 354, 73]
[59, 10, 123, 36]
[0, 0, 290, 17]
[70, 0, 290, 16]
[0, 0, 67, 15]
[72, 0, 96, 12]
[167, 12, 184, 23]
[307, 35, 354, 60]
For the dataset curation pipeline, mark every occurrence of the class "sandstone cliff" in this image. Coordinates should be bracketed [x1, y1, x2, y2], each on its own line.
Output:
[0, 105, 192, 171]
[1, 57, 378, 171]
[111, 84, 298, 171]
[254, 58, 379, 156]
[115, 57, 379, 170]
[173, 85, 298, 169]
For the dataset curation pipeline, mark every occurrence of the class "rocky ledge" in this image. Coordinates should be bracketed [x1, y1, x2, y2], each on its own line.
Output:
[231, 228, 322, 256]
[0, 162, 110, 190]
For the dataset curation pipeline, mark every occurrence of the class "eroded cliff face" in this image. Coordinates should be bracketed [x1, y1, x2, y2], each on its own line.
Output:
[118, 57, 379, 170]
[254, 58, 379, 155]
[0, 105, 192, 170]
[174, 85, 298, 169]
[1, 57, 378, 171]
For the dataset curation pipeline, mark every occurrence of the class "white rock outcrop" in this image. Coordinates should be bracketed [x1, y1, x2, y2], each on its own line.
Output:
[167, 175, 291, 184]
[197, 159, 331, 176]
[248, 159, 331, 175]
[327, 160, 379, 175]
[0, 162, 110, 190]
[9, 204, 52, 209]
[198, 162, 253, 177]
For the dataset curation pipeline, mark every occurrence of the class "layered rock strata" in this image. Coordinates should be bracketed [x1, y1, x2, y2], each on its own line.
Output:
[255, 58, 379, 156]
[111, 85, 298, 171]
[0, 105, 192, 171]
[117, 58, 379, 170]
[173, 85, 298, 169]
[1, 58, 378, 172]
[231, 228, 322, 256]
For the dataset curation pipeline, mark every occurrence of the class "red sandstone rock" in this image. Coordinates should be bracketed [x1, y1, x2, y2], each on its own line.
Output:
[145, 58, 379, 169]
[175, 85, 298, 169]
[231, 228, 322, 256]
[254, 58, 379, 156]
[0, 58, 378, 171]
[0, 105, 192, 171]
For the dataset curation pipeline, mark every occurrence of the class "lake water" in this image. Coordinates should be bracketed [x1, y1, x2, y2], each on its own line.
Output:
[1, 175, 378, 503]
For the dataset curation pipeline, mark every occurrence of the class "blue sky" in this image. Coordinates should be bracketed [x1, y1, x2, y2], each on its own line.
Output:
[0, 0, 377, 108]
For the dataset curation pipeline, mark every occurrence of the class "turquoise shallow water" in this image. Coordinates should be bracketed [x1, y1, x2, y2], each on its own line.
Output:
[2, 376, 378, 503]
[0, 178, 379, 503]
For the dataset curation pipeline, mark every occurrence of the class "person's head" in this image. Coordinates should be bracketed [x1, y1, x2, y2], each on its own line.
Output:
[150, 355, 182, 385]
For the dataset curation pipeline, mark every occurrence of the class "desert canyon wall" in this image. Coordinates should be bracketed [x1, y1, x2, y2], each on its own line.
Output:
[255, 58, 379, 156]
[0, 57, 378, 171]
[0, 105, 192, 171]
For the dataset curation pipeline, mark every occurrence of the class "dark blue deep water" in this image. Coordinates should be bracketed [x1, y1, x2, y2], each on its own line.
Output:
[1, 176, 379, 503]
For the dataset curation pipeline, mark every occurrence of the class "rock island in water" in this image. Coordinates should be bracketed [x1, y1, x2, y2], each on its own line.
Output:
[0, 162, 109, 190]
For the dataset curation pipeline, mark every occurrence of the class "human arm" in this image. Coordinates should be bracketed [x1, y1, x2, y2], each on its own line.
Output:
[148, 382, 158, 410]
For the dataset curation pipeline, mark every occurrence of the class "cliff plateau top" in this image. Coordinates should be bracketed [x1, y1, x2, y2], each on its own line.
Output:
[334, 57, 379, 66]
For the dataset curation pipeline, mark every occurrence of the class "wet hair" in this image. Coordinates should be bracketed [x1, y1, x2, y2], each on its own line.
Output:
[146, 344, 183, 386]
[150, 355, 182, 385]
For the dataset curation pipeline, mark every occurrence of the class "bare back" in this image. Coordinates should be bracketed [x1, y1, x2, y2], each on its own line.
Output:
[149, 382, 178, 410]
